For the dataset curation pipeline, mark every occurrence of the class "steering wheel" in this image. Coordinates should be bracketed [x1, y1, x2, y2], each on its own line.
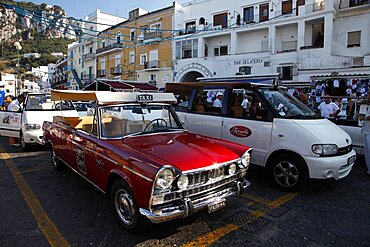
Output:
[144, 118, 168, 132]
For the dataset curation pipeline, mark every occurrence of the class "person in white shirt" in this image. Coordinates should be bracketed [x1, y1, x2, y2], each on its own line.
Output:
[241, 94, 249, 111]
[362, 94, 370, 176]
[317, 95, 340, 119]
[213, 92, 223, 108]
[7, 95, 24, 112]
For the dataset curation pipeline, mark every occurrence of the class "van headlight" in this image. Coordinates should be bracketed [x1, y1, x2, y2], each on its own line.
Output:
[241, 150, 251, 167]
[24, 124, 41, 130]
[312, 144, 338, 156]
[155, 168, 174, 190]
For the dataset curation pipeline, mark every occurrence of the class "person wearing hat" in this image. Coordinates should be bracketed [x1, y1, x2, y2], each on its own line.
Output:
[213, 92, 223, 108]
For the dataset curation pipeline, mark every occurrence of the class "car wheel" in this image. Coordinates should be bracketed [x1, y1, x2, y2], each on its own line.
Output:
[269, 154, 308, 192]
[20, 132, 30, 151]
[51, 147, 64, 171]
[110, 180, 148, 233]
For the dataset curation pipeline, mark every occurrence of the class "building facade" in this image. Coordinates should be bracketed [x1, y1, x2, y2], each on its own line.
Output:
[96, 4, 175, 88]
[51, 59, 68, 89]
[67, 9, 126, 89]
[172, 0, 370, 83]
[0, 73, 16, 96]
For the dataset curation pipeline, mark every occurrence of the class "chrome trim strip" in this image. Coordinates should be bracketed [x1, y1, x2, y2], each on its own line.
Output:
[182, 158, 241, 174]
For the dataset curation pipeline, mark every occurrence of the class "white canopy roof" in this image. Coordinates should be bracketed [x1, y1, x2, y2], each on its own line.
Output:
[51, 90, 177, 104]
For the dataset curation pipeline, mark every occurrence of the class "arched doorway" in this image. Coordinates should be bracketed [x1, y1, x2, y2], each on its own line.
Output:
[180, 71, 204, 82]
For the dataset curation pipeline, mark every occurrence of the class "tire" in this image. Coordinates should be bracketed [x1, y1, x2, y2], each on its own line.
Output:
[110, 180, 149, 233]
[268, 154, 308, 192]
[20, 132, 30, 151]
[51, 147, 64, 171]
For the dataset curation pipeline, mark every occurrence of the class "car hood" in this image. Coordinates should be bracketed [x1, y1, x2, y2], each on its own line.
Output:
[291, 119, 352, 147]
[117, 131, 242, 172]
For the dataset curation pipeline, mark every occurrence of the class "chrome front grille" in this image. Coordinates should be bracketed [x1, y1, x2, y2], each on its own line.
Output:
[187, 166, 227, 187]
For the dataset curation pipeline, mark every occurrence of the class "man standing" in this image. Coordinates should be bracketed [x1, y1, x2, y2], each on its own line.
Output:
[7, 94, 24, 112]
[213, 92, 223, 108]
[317, 95, 340, 118]
[362, 94, 370, 176]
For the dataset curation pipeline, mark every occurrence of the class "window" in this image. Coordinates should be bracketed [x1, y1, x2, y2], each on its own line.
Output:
[192, 88, 225, 115]
[150, 74, 157, 82]
[78, 58, 81, 64]
[296, 0, 305, 15]
[82, 62, 85, 69]
[130, 30, 135, 41]
[185, 21, 196, 34]
[199, 17, 205, 25]
[213, 12, 228, 28]
[259, 4, 269, 22]
[102, 40, 106, 48]
[100, 59, 105, 70]
[243, 6, 254, 22]
[239, 66, 251, 75]
[264, 61, 270, 67]
[129, 51, 135, 64]
[78, 47, 81, 53]
[282, 0, 293, 15]
[150, 22, 161, 31]
[347, 31, 361, 48]
[278, 66, 293, 80]
[89, 47, 93, 53]
[115, 55, 121, 67]
[214, 46, 228, 56]
[140, 54, 147, 65]
[116, 34, 122, 44]
[175, 39, 198, 59]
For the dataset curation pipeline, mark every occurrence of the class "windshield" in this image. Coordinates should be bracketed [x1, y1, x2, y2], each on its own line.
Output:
[25, 94, 75, 111]
[258, 89, 316, 118]
[99, 104, 183, 138]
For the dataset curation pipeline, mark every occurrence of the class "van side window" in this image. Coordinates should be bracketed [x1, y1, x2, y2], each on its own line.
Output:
[230, 89, 268, 121]
[166, 84, 193, 111]
[192, 88, 225, 115]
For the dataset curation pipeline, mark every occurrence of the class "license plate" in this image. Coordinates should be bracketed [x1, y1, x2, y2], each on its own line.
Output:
[207, 200, 226, 213]
[348, 156, 356, 166]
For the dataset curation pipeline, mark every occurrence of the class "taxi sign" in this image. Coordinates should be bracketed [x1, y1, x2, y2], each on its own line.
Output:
[137, 94, 154, 102]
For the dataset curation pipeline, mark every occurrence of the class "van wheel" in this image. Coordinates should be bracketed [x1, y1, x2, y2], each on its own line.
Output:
[269, 154, 308, 192]
[110, 180, 148, 233]
[51, 147, 64, 171]
[20, 132, 30, 151]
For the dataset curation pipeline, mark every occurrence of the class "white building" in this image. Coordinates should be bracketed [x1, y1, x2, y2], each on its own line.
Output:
[67, 9, 126, 89]
[23, 79, 40, 92]
[32, 66, 49, 89]
[172, 0, 370, 85]
[0, 73, 16, 96]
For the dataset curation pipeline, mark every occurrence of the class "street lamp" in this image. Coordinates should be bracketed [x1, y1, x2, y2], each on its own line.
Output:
[14, 41, 22, 97]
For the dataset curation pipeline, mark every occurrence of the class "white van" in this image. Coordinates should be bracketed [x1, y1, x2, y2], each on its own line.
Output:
[0, 93, 79, 150]
[167, 82, 356, 191]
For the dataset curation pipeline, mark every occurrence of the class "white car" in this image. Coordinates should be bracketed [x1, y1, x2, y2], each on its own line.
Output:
[0, 93, 79, 150]
[167, 82, 356, 191]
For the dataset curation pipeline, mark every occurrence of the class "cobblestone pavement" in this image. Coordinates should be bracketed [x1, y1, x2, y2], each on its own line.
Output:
[0, 137, 369, 247]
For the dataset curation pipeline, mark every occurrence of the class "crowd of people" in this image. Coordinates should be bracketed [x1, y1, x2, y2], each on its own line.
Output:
[1, 94, 25, 112]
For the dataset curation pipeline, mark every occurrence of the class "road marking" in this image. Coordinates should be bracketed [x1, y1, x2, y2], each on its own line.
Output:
[0, 147, 70, 247]
[181, 192, 302, 247]
[242, 193, 271, 204]
[17, 167, 50, 175]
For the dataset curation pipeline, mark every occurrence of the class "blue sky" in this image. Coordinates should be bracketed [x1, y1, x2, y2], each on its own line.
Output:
[17, 0, 187, 19]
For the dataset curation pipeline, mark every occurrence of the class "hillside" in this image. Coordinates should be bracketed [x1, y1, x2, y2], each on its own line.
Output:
[0, 0, 80, 70]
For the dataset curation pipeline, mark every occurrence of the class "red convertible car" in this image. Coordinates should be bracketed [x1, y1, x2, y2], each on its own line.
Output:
[43, 90, 252, 232]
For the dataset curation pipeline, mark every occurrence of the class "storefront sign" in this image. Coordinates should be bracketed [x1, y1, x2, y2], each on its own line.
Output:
[231, 58, 264, 66]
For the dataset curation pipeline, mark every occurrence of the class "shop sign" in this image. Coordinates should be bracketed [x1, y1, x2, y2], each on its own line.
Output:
[231, 58, 264, 66]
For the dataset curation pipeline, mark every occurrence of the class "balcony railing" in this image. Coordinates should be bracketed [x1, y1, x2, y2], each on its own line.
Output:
[277, 41, 298, 53]
[96, 43, 123, 55]
[144, 60, 159, 69]
[144, 31, 162, 40]
[82, 53, 96, 61]
[110, 66, 122, 75]
[340, 0, 369, 9]
[97, 69, 106, 77]
[81, 74, 95, 81]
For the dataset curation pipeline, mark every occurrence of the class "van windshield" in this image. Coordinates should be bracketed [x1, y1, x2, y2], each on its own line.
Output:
[25, 94, 75, 111]
[258, 88, 317, 118]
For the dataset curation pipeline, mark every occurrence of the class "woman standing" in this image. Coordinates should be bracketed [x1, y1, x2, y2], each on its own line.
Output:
[362, 93, 370, 176]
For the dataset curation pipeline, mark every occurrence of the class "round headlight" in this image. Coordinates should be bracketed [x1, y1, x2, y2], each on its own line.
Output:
[228, 164, 237, 175]
[241, 151, 251, 167]
[155, 168, 174, 189]
[177, 174, 189, 190]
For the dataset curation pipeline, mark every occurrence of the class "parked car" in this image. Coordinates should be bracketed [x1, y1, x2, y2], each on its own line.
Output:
[0, 93, 79, 150]
[166, 82, 356, 191]
[43, 90, 252, 232]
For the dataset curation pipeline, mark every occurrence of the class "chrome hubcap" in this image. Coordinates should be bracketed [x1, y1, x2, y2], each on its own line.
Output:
[274, 161, 299, 187]
[114, 189, 135, 226]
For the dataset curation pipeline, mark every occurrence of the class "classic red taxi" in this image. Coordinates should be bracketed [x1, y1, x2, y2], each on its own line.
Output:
[43, 90, 252, 232]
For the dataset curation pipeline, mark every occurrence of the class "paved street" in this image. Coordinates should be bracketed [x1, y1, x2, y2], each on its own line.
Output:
[0, 136, 369, 247]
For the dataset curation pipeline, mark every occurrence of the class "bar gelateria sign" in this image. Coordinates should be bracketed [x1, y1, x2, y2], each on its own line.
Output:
[229, 58, 264, 66]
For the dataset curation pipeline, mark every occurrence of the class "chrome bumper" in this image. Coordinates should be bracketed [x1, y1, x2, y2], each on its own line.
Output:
[139, 179, 251, 223]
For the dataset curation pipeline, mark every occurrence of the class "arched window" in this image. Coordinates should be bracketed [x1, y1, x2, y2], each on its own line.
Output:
[199, 17, 205, 25]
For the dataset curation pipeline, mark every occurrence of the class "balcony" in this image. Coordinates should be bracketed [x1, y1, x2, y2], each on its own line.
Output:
[97, 69, 106, 77]
[277, 41, 298, 53]
[305, 1, 326, 13]
[82, 53, 96, 61]
[144, 31, 162, 41]
[96, 43, 123, 56]
[110, 66, 122, 75]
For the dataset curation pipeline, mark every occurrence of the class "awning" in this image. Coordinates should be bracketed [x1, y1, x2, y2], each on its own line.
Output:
[311, 73, 370, 80]
[82, 80, 158, 92]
